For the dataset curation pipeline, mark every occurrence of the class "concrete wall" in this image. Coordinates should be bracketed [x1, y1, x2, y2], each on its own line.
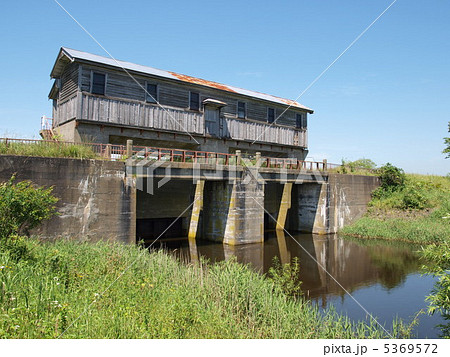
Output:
[0, 155, 135, 243]
[136, 179, 194, 240]
[287, 174, 379, 234]
[327, 174, 380, 233]
[288, 183, 327, 234]
[264, 182, 284, 229]
[202, 180, 232, 242]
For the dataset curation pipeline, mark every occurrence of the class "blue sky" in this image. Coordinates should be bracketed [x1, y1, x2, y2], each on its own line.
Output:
[0, 0, 449, 175]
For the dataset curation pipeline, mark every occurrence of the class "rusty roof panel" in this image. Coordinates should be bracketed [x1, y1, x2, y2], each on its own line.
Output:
[169, 72, 237, 93]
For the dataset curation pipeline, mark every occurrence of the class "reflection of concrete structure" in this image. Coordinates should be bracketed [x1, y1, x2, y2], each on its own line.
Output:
[275, 230, 290, 265]
[179, 233, 420, 306]
[291, 235, 420, 304]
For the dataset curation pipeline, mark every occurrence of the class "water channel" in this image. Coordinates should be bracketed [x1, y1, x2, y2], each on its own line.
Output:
[158, 232, 446, 338]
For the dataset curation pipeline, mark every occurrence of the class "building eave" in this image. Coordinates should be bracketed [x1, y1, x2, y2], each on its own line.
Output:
[50, 47, 74, 79]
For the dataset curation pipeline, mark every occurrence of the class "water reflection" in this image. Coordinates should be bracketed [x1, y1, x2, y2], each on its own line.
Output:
[177, 232, 421, 302]
[166, 232, 444, 338]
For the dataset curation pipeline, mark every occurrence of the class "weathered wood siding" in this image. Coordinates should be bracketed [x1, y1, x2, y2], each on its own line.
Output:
[78, 65, 307, 127]
[59, 63, 79, 102]
[80, 93, 204, 134]
[77, 93, 306, 146]
[223, 117, 306, 147]
[54, 95, 78, 126]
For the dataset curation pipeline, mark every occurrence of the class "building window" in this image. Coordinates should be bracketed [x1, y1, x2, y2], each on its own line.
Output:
[190, 91, 200, 111]
[267, 107, 275, 123]
[296, 113, 307, 128]
[237, 101, 246, 119]
[146, 83, 158, 103]
[91, 72, 106, 95]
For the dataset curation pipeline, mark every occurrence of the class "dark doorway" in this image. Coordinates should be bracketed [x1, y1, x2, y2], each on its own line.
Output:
[136, 217, 183, 243]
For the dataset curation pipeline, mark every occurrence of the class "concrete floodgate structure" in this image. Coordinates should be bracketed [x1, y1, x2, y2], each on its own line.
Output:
[0, 154, 379, 246]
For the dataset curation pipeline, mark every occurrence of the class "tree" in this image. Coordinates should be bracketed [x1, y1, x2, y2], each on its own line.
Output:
[444, 121, 450, 159]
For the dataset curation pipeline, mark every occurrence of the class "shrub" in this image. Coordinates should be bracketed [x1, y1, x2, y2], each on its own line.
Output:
[336, 158, 377, 175]
[421, 243, 450, 337]
[348, 158, 377, 170]
[377, 163, 406, 191]
[0, 234, 34, 262]
[0, 175, 58, 240]
[401, 187, 429, 210]
[267, 256, 303, 298]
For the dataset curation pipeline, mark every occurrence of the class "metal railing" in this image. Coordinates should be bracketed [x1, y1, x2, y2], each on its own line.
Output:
[40, 116, 53, 131]
[131, 145, 237, 165]
[259, 156, 340, 171]
[0, 137, 340, 171]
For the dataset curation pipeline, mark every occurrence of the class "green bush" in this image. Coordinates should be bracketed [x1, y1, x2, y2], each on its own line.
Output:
[377, 163, 406, 191]
[0, 175, 58, 240]
[421, 243, 450, 338]
[336, 158, 377, 175]
[268, 257, 303, 298]
[401, 187, 429, 210]
[348, 158, 377, 170]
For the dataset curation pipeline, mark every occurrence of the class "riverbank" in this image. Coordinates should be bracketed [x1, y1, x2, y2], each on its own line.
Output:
[341, 174, 450, 244]
[0, 237, 409, 339]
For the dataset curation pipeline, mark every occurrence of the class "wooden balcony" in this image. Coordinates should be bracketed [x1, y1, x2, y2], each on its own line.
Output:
[223, 117, 306, 147]
[54, 92, 307, 147]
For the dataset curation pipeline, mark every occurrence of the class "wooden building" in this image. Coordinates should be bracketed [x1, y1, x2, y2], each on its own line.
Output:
[49, 47, 313, 158]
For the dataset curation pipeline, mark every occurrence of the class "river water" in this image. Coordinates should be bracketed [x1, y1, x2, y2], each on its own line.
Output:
[162, 232, 446, 338]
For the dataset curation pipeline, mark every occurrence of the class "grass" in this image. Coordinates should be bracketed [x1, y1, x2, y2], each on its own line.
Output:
[328, 166, 378, 176]
[0, 237, 411, 339]
[0, 141, 100, 160]
[341, 174, 450, 244]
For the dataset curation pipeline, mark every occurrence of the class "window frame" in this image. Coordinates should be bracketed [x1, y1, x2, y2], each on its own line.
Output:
[300, 113, 307, 129]
[237, 101, 246, 119]
[145, 82, 158, 103]
[90, 71, 106, 96]
[189, 91, 200, 111]
[296, 113, 304, 129]
[267, 107, 275, 123]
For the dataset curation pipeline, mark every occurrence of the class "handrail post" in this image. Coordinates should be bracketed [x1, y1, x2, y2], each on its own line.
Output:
[255, 152, 261, 168]
[323, 159, 328, 171]
[235, 150, 242, 166]
[126, 140, 133, 158]
[105, 144, 111, 159]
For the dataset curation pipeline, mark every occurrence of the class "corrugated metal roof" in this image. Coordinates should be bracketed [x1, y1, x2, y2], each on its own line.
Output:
[51, 47, 313, 112]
